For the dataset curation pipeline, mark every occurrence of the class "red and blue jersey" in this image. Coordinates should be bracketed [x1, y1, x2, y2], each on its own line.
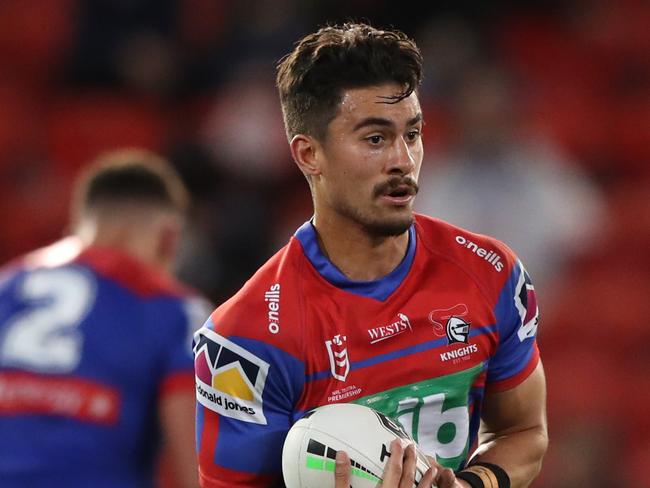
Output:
[194, 214, 540, 487]
[0, 237, 208, 487]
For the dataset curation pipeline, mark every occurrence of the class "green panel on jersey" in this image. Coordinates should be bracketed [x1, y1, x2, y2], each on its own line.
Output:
[353, 363, 484, 469]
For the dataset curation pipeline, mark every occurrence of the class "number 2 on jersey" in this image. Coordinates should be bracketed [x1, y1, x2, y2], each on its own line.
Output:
[0, 267, 96, 372]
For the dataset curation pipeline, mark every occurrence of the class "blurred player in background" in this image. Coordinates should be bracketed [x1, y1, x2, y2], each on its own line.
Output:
[194, 23, 547, 488]
[0, 149, 208, 487]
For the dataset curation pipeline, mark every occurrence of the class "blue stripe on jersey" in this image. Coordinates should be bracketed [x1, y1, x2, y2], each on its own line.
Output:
[466, 382, 488, 469]
[488, 262, 536, 382]
[294, 221, 416, 301]
[493, 260, 522, 330]
[306, 324, 497, 383]
[211, 336, 304, 473]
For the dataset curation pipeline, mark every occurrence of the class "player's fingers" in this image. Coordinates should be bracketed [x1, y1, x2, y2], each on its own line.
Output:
[334, 450, 351, 488]
[381, 439, 405, 486]
[417, 465, 437, 488]
[398, 443, 417, 488]
[433, 466, 457, 488]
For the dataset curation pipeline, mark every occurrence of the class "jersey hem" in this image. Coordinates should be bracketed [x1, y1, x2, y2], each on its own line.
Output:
[199, 466, 278, 487]
[485, 345, 540, 393]
[159, 371, 195, 397]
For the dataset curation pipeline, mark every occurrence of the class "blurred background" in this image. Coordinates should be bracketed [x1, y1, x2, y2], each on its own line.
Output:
[0, 0, 648, 486]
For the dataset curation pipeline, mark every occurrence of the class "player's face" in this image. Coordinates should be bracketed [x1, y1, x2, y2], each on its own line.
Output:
[316, 83, 424, 237]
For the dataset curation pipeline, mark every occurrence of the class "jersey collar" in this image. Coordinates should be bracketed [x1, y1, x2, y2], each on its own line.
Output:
[294, 220, 416, 301]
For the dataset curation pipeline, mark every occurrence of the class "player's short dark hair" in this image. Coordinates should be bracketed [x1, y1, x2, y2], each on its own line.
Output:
[276, 22, 423, 141]
[71, 148, 189, 223]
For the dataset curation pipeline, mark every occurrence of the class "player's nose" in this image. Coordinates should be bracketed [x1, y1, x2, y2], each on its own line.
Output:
[387, 136, 416, 175]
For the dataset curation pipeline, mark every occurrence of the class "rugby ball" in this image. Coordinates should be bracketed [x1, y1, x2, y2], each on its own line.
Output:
[282, 403, 431, 488]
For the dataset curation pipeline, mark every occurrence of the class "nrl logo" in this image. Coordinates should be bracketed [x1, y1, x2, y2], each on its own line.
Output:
[325, 334, 350, 381]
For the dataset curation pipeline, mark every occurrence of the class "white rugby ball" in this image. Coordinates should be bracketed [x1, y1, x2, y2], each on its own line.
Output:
[282, 403, 431, 488]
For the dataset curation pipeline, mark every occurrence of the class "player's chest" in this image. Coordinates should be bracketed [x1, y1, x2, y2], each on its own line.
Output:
[296, 279, 497, 410]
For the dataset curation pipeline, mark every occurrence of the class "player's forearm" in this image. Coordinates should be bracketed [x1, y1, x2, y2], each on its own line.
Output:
[161, 391, 201, 488]
[468, 423, 548, 488]
[464, 363, 547, 487]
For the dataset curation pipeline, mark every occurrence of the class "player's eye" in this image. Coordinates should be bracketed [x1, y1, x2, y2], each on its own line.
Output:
[366, 135, 384, 145]
[406, 129, 421, 142]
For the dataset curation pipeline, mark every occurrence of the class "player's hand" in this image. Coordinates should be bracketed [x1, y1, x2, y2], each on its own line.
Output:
[427, 459, 468, 488]
[423, 451, 469, 488]
[334, 439, 437, 488]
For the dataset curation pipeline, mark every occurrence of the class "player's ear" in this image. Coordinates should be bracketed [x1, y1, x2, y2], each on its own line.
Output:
[156, 213, 182, 272]
[289, 134, 322, 178]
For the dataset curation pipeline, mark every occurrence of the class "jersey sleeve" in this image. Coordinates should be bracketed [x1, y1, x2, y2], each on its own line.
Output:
[155, 296, 213, 397]
[194, 314, 305, 487]
[487, 258, 540, 393]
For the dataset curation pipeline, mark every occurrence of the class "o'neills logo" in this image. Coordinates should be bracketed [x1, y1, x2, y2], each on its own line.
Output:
[265, 283, 280, 334]
[367, 313, 412, 344]
[455, 236, 504, 272]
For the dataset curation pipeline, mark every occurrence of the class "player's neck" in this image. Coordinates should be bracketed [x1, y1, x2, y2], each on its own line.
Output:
[74, 219, 170, 273]
[312, 216, 410, 282]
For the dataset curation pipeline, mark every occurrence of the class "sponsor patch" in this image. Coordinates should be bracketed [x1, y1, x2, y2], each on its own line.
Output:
[194, 328, 269, 424]
[0, 372, 120, 424]
[367, 313, 412, 344]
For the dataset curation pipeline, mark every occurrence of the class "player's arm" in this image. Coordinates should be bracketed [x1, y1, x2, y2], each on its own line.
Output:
[461, 362, 548, 488]
[195, 323, 304, 488]
[160, 388, 200, 488]
[158, 296, 213, 488]
[456, 256, 547, 487]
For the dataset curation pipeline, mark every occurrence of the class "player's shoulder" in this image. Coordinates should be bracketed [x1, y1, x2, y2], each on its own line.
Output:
[0, 238, 83, 291]
[207, 237, 305, 349]
[414, 213, 520, 294]
[7, 237, 195, 301]
[78, 245, 195, 301]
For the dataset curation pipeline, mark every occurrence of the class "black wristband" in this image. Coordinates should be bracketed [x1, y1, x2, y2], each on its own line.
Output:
[470, 462, 511, 488]
[456, 469, 484, 488]
[457, 461, 511, 488]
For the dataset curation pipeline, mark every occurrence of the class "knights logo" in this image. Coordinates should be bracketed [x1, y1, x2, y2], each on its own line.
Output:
[429, 303, 469, 337]
[445, 317, 471, 344]
[325, 334, 350, 381]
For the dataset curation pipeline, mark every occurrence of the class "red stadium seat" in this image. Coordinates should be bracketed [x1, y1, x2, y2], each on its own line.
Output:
[0, 0, 77, 80]
[45, 93, 168, 176]
[0, 80, 41, 165]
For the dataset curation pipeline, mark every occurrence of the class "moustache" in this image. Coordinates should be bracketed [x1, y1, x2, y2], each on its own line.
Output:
[373, 177, 419, 198]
